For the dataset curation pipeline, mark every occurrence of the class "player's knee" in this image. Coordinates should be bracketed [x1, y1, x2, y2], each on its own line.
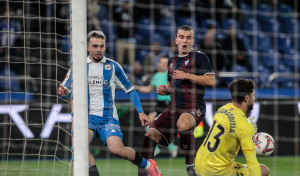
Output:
[177, 121, 193, 131]
[108, 145, 122, 156]
[177, 114, 195, 131]
[260, 164, 270, 176]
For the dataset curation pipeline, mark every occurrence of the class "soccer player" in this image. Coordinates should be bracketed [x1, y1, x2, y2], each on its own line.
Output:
[138, 25, 216, 176]
[135, 56, 179, 158]
[58, 31, 161, 176]
[195, 78, 270, 176]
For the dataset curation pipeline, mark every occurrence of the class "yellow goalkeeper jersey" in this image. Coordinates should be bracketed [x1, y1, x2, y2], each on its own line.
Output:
[195, 103, 261, 176]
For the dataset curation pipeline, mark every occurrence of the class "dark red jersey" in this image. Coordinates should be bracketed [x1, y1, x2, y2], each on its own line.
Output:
[167, 51, 214, 111]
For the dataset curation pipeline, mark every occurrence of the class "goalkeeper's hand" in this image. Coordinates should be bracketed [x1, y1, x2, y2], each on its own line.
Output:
[247, 116, 257, 133]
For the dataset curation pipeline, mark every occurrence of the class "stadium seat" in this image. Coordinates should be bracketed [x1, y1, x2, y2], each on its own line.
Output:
[136, 49, 149, 64]
[136, 33, 150, 46]
[243, 18, 262, 32]
[281, 51, 300, 71]
[152, 33, 168, 47]
[239, 1, 253, 20]
[279, 17, 297, 34]
[97, 5, 109, 21]
[177, 17, 193, 26]
[262, 18, 279, 33]
[257, 4, 273, 23]
[243, 18, 262, 50]
[230, 64, 249, 72]
[222, 18, 240, 30]
[260, 50, 279, 70]
[277, 4, 293, 21]
[136, 17, 156, 38]
[159, 17, 176, 39]
[256, 63, 270, 86]
[199, 19, 219, 34]
[256, 33, 272, 52]
[276, 34, 292, 53]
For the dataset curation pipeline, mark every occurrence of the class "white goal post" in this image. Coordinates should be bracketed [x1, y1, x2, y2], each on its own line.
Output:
[71, 0, 88, 175]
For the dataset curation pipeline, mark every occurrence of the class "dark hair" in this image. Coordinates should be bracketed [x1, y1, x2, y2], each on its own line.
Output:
[87, 31, 106, 44]
[229, 78, 255, 103]
[177, 25, 193, 33]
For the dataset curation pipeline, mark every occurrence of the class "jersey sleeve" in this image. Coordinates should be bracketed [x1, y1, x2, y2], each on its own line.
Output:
[113, 62, 134, 93]
[195, 51, 214, 75]
[60, 68, 72, 99]
[243, 150, 261, 176]
[238, 122, 261, 176]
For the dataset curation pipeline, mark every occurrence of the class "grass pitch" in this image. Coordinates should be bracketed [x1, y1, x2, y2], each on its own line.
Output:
[0, 156, 299, 176]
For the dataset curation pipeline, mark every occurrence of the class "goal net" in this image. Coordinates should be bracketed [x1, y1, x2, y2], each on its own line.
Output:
[1, 0, 300, 176]
[0, 0, 73, 175]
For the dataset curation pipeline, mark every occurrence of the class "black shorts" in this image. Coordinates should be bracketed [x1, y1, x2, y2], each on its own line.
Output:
[149, 107, 205, 147]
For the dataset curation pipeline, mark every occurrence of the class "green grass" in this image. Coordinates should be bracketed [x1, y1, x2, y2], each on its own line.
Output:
[0, 156, 299, 176]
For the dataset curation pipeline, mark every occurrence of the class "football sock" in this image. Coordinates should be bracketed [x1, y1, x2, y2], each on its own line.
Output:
[179, 129, 195, 165]
[89, 165, 100, 176]
[138, 136, 157, 176]
[140, 136, 157, 159]
[131, 152, 148, 168]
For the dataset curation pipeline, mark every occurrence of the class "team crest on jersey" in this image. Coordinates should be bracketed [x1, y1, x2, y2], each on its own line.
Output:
[170, 63, 173, 68]
[105, 64, 111, 70]
[185, 59, 190, 66]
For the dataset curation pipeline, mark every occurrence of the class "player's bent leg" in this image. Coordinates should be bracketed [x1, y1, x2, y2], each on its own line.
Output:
[260, 164, 270, 176]
[106, 136, 134, 159]
[177, 113, 199, 176]
[138, 129, 163, 176]
[106, 135, 161, 176]
[88, 129, 100, 176]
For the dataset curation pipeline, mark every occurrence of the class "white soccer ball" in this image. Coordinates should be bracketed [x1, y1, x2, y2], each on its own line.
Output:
[252, 132, 275, 156]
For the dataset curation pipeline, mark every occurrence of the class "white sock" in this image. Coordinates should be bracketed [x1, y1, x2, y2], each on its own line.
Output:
[145, 161, 151, 169]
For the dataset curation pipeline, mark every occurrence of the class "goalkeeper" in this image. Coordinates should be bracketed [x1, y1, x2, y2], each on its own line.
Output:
[58, 31, 161, 176]
[195, 78, 270, 176]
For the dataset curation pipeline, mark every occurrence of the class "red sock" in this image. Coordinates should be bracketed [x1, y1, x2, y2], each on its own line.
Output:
[138, 136, 157, 176]
[179, 129, 195, 165]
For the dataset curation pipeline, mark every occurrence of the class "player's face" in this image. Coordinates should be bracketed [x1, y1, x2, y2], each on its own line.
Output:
[247, 90, 255, 110]
[175, 29, 195, 55]
[87, 37, 106, 62]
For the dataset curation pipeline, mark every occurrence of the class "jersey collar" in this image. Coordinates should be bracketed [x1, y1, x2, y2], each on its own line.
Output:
[87, 56, 106, 63]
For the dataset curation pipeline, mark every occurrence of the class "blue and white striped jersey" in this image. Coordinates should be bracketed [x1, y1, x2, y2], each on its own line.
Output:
[62, 56, 136, 121]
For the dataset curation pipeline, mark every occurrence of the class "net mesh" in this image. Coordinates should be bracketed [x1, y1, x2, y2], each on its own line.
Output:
[0, 0, 299, 175]
[0, 0, 72, 175]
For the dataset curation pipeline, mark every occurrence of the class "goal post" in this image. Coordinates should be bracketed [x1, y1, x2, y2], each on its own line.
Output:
[71, 0, 88, 175]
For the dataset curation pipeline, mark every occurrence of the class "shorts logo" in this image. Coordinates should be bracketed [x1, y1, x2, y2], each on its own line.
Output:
[105, 64, 111, 70]
[197, 109, 201, 116]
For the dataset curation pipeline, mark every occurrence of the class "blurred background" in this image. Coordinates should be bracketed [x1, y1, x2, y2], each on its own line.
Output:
[0, 0, 299, 175]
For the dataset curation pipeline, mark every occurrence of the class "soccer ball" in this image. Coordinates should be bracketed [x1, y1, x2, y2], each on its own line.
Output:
[252, 132, 275, 156]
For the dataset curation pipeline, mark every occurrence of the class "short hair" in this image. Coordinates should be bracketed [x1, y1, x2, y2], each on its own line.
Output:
[177, 25, 194, 38]
[87, 31, 106, 44]
[229, 78, 255, 103]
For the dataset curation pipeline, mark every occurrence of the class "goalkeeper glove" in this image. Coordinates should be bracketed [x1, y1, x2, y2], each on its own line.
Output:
[194, 121, 204, 138]
[247, 116, 257, 133]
